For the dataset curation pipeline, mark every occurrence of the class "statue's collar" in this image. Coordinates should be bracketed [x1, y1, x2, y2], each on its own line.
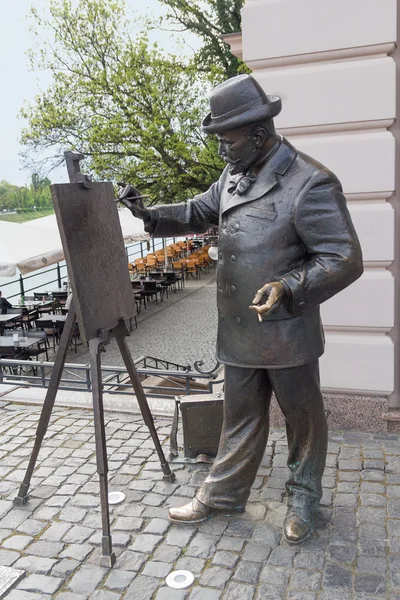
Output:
[221, 137, 297, 214]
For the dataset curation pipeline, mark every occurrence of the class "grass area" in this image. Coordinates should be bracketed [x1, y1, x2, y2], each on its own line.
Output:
[0, 208, 54, 223]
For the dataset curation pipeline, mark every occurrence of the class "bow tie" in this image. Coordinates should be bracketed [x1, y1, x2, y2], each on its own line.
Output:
[227, 174, 256, 196]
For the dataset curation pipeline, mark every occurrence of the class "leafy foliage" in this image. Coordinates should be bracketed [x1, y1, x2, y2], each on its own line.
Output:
[0, 175, 52, 213]
[21, 0, 229, 202]
[158, 0, 248, 79]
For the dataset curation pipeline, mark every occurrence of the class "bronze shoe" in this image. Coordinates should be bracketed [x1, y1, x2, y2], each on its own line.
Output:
[283, 509, 314, 545]
[168, 497, 212, 524]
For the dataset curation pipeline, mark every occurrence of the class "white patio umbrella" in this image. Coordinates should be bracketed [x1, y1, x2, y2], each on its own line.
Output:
[0, 220, 64, 277]
[27, 209, 149, 243]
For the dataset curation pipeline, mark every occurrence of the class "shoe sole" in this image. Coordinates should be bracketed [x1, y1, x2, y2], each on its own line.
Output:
[168, 514, 211, 525]
[283, 527, 314, 545]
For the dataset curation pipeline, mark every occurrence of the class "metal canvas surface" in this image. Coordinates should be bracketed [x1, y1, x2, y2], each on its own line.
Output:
[51, 182, 135, 343]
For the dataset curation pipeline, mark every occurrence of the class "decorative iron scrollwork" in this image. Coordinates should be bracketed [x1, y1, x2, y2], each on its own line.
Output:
[193, 360, 221, 376]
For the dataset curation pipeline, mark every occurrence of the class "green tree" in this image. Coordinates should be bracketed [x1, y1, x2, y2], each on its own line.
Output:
[157, 0, 248, 80]
[21, 0, 225, 202]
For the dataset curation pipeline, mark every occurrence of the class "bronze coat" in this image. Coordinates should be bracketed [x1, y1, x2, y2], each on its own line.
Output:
[147, 138, 363, 368]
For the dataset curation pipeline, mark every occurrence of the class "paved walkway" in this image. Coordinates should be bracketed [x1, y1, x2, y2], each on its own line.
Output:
[0, 401, 398, 599]
[65, 271, 219, 373]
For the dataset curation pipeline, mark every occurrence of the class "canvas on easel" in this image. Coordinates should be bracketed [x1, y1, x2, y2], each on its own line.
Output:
[13, 153, 174, 567]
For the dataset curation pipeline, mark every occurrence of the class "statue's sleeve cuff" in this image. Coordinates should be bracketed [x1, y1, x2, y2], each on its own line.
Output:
[144, 209, 159, 235]
[278, 276, 305, 315]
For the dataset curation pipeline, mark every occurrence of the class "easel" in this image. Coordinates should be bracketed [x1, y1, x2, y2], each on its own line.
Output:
[13, 152, 175, 567]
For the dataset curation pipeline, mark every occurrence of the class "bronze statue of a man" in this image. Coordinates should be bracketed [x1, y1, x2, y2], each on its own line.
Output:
[120, 74, 363, 544]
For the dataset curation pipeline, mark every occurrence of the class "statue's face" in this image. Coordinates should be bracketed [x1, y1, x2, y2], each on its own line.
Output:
[217, 127, 259, 175]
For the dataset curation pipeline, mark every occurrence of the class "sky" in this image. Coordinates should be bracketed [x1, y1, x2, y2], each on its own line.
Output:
[0, 0, 201, 186]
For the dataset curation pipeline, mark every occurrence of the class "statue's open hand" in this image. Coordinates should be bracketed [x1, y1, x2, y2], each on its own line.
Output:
[249, 281, 285, 318]
[117, 183, 151, 222]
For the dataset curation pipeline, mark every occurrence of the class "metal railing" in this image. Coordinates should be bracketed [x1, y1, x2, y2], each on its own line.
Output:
[0, 238, 177, 301]
[0, 355, 223, 399]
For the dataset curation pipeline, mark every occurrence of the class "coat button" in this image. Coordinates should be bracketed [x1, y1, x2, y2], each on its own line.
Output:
[234, 223, 240, 231]
[236, 317, 241, 325]
[231, 255, 236, 262]
[230, 285, 236, 293]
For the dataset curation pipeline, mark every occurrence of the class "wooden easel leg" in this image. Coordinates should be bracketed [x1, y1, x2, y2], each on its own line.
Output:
[14, 305, 77, 506]
[89, 337, 115, 567]
[115, 324, 175, 482]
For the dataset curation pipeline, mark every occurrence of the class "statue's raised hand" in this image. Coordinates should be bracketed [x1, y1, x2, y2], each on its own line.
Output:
[117, 183, 151, 222]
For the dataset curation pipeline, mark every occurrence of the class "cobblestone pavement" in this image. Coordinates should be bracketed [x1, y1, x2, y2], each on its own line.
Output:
[64, 271, 219, 373]
[0, 402, 399, 599]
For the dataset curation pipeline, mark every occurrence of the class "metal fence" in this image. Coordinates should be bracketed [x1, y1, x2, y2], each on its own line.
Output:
[0, 355, 223, 399]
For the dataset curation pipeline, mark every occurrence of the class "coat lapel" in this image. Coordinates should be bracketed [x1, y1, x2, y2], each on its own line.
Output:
[220, 138, 297, 215]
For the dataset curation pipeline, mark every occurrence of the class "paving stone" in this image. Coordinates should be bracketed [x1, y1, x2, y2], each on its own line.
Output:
[174, 557, 204, 575]
[58, 507, 87, 523]
[242, 542, 272, 564]
[105, 569, 136, 590]
[356, 556, 387, 575]
[6, 592, 48, 600]
[197, 520, 228, 536]
[354, 573, 386, 595]
[234, 560, 261, 585]
[124, 575, 159, 600]
[323, 563, 352, 589]
[129, 533, 162, 553]
[114, 551, 148, 572]
[41, 521, 72, 541]
[289, 569, 322, 590]
[188, 587, 220, 600]
[51, 558, 81, 578]
[69, 565, 108, 595]
[56, 594, 87, 600]
[268, 546, 296, 567]
[251, 523, 281, 546]
[142, 561, 172, 578]
[255, 583, 287, 600]
[17, 574, 63, 594]
[59, 543, 93, 561]
[217, 536, 245, 552]
[327, 543, 357, 563]
[187, 533, 218, 559]
[25, 541, 64, 558]
[199, 566, 232, 589]
[155, 588, 188, 600]
[225, 520, 254, 538]
[211, 550, 239, 569]
[13, 555, 57, 575]
[0, 550, 20, 566]
[3, 534, 33, 550]
[259, 565, 289, 586]
[62, 525, 94, 543]
[166, 527, 196, 547]
[358, 538, 387, 557]
[153, 543, 182, 563]
[287, 593, 318, 600]
[222, 582, 256, 600]
[89, 591, 121, 600]
[143, 518, 169, 535]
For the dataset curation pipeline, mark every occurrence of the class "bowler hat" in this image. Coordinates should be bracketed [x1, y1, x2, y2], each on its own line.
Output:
[202, 74, 281, 134]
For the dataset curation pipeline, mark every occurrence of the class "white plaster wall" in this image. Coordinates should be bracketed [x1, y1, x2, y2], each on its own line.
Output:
[242, 0, 397, 63]
[241, 0, 397, 395]
[256, 58, 396, 131]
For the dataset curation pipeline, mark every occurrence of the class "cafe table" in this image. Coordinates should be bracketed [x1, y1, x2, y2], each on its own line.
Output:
[35, 315, 68, 326]
[0, 336, 40, 350]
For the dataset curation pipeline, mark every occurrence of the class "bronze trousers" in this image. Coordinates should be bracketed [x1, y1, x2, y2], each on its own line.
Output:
[196, 361, 327, 510]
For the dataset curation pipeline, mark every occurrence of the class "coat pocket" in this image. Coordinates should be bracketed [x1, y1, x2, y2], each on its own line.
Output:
[246, 206, 276, 221]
